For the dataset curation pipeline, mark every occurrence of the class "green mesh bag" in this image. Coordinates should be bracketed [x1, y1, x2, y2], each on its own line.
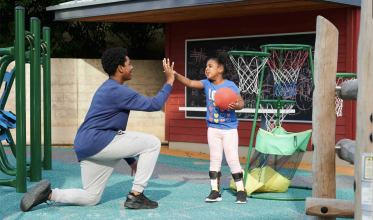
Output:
[255, 127, 312, 156]
[231, 127, 312, 196]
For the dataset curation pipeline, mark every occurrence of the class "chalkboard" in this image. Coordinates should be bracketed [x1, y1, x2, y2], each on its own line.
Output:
[185, 32, 315, 122]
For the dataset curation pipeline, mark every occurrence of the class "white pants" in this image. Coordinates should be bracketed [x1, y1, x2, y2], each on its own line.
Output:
[51, 131, 161, 206]
[208, 127, 241, 174]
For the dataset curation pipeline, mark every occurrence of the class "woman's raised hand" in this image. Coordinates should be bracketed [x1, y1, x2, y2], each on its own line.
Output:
[163, 58, 175, 86]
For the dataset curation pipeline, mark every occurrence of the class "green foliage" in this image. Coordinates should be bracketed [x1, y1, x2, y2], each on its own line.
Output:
[0, 0, 165, 59]
[111, 23, 164, 59]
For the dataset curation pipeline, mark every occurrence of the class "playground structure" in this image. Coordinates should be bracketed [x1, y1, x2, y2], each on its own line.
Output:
[176, 9, 370, 217]
[0, 6, 52, 193]
[228, 6, 372, 218]
[305, 0, 373, 219]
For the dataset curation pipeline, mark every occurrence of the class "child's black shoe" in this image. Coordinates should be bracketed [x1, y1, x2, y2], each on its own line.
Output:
[205, 190, 222, 202]
[235, 190, 247, 204]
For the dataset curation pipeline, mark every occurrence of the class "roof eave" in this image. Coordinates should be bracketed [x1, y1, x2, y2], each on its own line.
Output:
[310, 0, 360, 7]
[47, 0, 361, 22]
[47, 0, 259, 21]
[46, 0, 131, 11]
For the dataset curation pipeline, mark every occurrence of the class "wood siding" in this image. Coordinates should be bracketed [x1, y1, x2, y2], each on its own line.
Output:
[165, 8, 360, 150]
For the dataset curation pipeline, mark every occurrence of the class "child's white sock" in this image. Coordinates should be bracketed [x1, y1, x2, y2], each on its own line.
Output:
[235, 180, 244, 192]
[211, 179, 218, 191]
[232, 172, 245, 191]
[209, 171, 221, 191]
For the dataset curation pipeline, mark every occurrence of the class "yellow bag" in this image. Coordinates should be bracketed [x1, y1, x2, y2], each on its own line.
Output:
[230, 169, 264, 195]
[230, 166, 291, 195]
[250, 166, 291, 193]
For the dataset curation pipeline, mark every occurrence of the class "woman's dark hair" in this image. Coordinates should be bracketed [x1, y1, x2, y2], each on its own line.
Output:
[209, 52, 230, 75]
[101, 47, 128, 76]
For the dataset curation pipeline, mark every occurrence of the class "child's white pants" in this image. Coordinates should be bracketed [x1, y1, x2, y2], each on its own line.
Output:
[207, 127, 241, 174]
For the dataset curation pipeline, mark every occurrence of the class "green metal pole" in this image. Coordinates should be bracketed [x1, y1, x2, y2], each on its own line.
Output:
[0, 160, 16, 176]
[0, 56, 15, 86]
[0, 141, 16, 172]
[30, 17, 42, 181]
[6, 130, 17, 158]
[15, 6, 27, 193]
[0, 179, 16, 187]
[42, 27, 52, 170]
[308, 48, 315, 88]
[243, 53, 268, 185]
[0, 68, 16, 110]
[273, 50, 285, 171]
[0, 55, 12, 65]
[276, 49, 283, 127]
[0, 47, 14, 56]
[248, 195, 307, 201]
[25, 51, 30, 63]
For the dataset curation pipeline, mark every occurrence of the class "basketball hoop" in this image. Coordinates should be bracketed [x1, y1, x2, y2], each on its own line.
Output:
[335, 73, 357, 117]
[255, 44, 313, 130]
[228, 51, 271, 94]
[260, 100, 295, 131]
[260, 44, 312, 98]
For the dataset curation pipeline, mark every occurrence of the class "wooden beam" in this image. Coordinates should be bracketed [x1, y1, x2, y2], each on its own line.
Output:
[311, 15, 339, 220]
[354, 0, 373, 219]
[305, 198, 354, 219]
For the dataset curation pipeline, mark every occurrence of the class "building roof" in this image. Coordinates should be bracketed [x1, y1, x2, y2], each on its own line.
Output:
[46, 0, 360, 22]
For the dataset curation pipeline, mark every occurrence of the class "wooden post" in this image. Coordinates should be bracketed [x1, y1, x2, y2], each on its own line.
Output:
[355, 0, 373, 219]
[305, 198, 354, 219]
[311, 16, 339, 220]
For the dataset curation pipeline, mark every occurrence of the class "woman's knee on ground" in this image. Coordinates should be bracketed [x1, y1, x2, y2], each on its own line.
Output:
[82, 192, 102, 206]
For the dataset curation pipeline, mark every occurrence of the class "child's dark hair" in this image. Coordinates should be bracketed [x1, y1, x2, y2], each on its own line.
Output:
[101, 47, 128, 76]
[209, 52, 229, 75]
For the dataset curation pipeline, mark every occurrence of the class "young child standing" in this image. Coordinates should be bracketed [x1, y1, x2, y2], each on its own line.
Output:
[174, 52, 247, 204]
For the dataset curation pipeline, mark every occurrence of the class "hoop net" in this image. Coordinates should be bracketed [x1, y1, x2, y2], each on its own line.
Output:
[266, 49, 309, 97]
[229, 55, 268, 94]
[259, 102, 295, 132]
[335, 75, 356, 117]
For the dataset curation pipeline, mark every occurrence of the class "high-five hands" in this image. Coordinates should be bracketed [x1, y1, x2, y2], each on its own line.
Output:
[163, 58, 175, 86]
[173, 70, 178, 78]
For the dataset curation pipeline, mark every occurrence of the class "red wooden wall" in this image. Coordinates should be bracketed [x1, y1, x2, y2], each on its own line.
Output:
[165, 8, 361, 150]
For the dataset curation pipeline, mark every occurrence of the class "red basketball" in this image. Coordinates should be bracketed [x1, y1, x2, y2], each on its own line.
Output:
[214, 87, 236, 111]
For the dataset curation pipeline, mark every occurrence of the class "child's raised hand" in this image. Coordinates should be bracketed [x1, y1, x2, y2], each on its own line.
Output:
[228, 100, 239, 110]
[173, 70, 179, 78]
